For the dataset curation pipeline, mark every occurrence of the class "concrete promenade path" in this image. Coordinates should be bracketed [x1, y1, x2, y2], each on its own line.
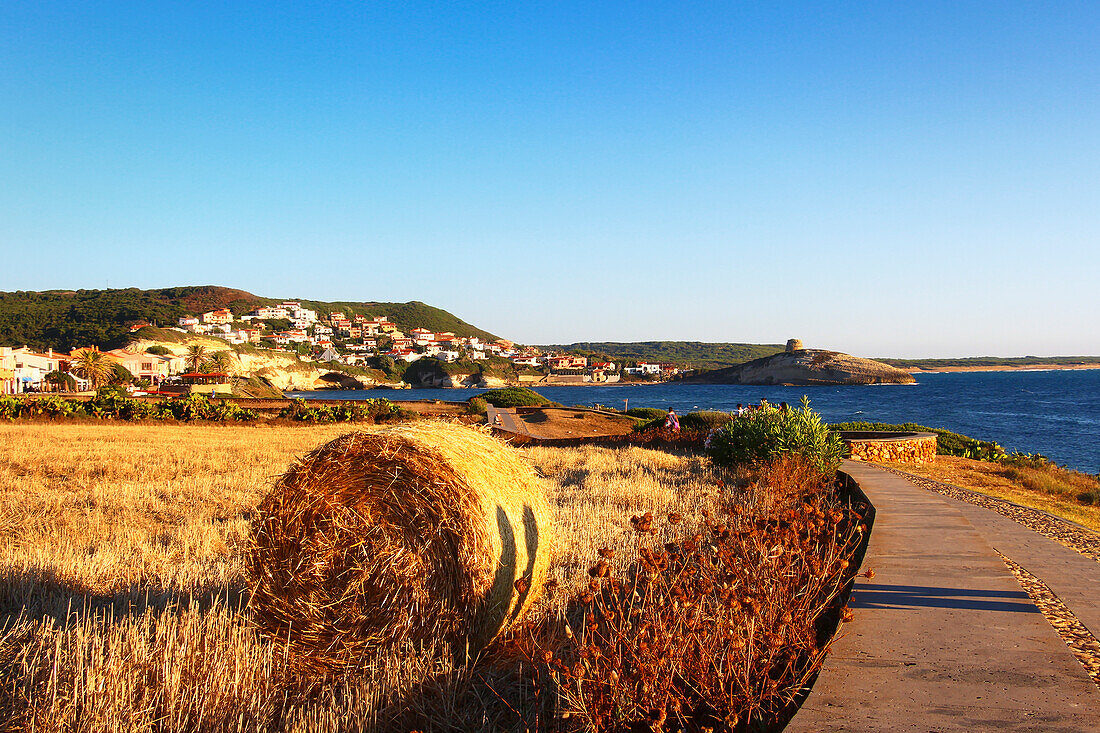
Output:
[787, 460, 1100, 732]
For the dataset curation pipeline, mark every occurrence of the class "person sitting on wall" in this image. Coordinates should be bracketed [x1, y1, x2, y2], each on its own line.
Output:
[665, 409, 680, 432]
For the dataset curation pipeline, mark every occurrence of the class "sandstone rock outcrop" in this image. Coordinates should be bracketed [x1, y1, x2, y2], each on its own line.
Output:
[684, 349, 915, 386]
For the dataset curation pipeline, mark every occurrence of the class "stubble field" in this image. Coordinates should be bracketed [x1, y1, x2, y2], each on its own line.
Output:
[0, 421, 746, 731]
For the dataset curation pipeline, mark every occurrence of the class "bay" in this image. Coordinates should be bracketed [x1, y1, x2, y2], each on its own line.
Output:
[289, 369, 1100, 473]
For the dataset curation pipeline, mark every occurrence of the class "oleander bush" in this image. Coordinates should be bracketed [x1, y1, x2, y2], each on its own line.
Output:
[708, 398, 844, 474]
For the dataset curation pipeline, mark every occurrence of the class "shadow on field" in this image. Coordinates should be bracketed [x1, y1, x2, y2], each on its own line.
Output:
[366, 662, 550, 733]
[0, 565, 249, 623]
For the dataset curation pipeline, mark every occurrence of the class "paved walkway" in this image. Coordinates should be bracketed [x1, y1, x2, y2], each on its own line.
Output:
[486, 405, 532, 439]
[788, 460, 1100, 732]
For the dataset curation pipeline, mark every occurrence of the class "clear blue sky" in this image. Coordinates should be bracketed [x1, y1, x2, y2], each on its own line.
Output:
[2, 2, 1097, 357]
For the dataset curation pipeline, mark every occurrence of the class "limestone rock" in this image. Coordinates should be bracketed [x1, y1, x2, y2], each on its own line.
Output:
[684, 349, 915, 386]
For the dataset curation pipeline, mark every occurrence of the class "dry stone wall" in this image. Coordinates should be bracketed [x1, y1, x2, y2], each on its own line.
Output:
[841, 432, 937, 465]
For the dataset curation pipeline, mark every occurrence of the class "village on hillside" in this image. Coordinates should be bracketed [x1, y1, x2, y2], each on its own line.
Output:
[0, 300, 691, 394]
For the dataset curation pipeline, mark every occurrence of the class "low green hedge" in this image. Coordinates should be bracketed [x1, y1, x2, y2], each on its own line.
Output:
[625, 407, 668, 421]
[0, 393, 409, 425]
[476, 387, 554, 408]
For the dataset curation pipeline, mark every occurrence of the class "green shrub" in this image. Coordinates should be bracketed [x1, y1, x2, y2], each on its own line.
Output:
[625, 407, 668, 421]
[32, 395, 78, 418]
[84, 388, 133, 419]
[0, 396, 22, 419]
[115, 398, 158, 420]
[478, 387, 551, 408]
[162, 394, 220, 421]
[680, 410, 733, 432]
[467, 396, 488, 415]
[707, 397, 844, 474]
[208, 400, 255, 422]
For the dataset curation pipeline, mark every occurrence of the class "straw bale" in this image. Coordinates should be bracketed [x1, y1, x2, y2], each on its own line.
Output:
[248, 421, 553, 678]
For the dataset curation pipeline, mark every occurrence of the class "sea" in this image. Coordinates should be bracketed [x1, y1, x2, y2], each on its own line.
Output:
[289, 369, 1100, 474]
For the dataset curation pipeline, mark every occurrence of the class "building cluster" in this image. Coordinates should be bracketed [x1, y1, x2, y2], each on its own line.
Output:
[2, 302, 690, 393]
[0, 345, 186, 394]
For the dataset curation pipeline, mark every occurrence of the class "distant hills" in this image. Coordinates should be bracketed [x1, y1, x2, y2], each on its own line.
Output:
[0, 286, 498, 352]
[541, 341, 786, 371]
[876, 356, 1100, 369]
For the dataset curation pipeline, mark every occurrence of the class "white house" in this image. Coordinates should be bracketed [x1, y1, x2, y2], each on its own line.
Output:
[202, 309, 234, 324]
[106, 349, 179, 383]
[0, 347, 63, 392]
[251, 306, 289, 320]
[390, 349, 422, 363]
[624, 362, 662, 376]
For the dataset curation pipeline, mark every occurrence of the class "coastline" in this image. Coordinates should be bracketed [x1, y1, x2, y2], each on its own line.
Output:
[905, 364, 1100, 374]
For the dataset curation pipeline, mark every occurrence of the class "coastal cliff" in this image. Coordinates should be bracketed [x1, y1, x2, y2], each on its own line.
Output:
[128, 335, 406, 391]
[684, 348, 916, 386]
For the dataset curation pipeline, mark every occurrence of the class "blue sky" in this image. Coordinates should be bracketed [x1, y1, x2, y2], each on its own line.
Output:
[2, 2, 1098, 357]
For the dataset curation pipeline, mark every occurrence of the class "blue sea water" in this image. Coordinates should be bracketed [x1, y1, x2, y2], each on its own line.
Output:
[289, 369, 1100, 474]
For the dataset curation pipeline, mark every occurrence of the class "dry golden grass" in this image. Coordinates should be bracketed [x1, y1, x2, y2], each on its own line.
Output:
[0, 422, 741, 732]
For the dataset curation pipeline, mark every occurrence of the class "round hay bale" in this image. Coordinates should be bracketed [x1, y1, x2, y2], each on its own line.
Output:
[248, 422, 553, 678]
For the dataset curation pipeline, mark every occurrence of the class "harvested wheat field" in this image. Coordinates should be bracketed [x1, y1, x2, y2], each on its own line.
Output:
[0, 421, 865, 732]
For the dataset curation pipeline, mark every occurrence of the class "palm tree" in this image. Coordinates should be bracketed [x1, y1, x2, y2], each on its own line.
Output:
[201, 350, 232, 374]
[70, 349, 115, 390]
[185, 345, 208, 373]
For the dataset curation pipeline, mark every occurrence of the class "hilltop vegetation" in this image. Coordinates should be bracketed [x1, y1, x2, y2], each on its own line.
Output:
[540, 341, 785, 370]
[0, 286, 497, 352]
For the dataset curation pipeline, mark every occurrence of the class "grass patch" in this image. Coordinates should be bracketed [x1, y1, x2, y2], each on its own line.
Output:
[884, 456, 1100, 533]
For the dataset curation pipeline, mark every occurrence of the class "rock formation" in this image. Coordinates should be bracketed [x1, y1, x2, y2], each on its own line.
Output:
[684, 347, 915, 386]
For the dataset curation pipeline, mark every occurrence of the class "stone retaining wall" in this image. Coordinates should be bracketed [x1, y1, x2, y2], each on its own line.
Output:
[840, 431, 937, 465]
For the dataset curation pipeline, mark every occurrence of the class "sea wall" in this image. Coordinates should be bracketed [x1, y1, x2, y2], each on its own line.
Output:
[840, 431, 937, 465]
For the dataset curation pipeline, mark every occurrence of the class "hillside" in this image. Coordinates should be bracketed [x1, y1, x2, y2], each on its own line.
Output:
[0, 286, 498, 351]
[540, 341, 785, 370]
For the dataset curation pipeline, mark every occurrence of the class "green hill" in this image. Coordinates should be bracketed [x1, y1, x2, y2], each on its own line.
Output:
[0, 286, 498, 352]
[540, 341, 785, 371]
